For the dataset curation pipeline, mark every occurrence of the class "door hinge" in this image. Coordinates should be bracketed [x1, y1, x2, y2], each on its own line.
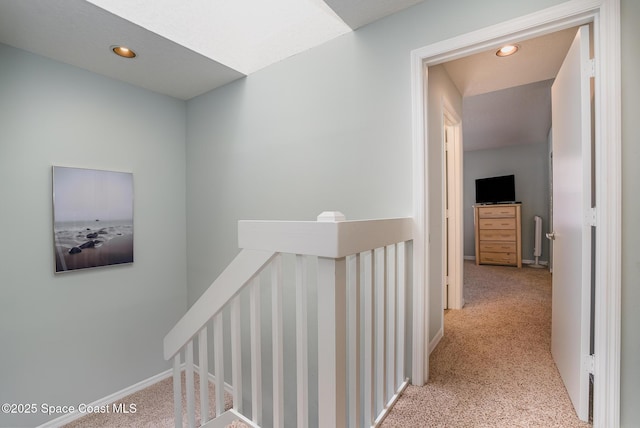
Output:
[585, 354, 595, 375]
[587, 58, 596, 78]
[586, 207, 597, 226]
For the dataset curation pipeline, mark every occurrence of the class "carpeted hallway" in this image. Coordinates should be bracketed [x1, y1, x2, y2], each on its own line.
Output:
[381, 261, 591, 428]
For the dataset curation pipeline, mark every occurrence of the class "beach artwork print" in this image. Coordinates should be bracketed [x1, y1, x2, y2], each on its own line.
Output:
[53, 166, 134, 273]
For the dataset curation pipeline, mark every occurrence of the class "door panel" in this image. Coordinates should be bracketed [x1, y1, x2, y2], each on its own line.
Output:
[550, 24, 592, 422]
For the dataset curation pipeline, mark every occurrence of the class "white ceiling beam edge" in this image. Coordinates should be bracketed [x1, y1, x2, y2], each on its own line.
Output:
[87, 0, 352, 75]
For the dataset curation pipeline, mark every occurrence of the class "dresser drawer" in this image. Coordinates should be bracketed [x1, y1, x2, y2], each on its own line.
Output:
[479, 230, 516, 241]
[479, 218, 516, 230]
[478, 206, 516, 218]
[480, 252, 517, 265]
[480, 242, 516, 253]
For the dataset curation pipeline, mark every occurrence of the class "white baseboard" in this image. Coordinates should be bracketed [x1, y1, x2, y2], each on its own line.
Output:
[464, 256, 549, 266]
[37, 368, 173, 428]
[37, 364, 233, 428]
[522, 259, 549, 266]
[428, 327, 443, 355]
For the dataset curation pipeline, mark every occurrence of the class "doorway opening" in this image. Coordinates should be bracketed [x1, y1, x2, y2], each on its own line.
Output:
[409, 2, 621, 427]
[436, 23, 591, 420]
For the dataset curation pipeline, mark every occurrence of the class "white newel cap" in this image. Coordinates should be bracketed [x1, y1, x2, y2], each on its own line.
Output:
[317, 211, 346, 222]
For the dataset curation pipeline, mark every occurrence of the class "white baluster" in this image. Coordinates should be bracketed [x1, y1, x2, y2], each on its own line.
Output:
[231, 295, 243, 413]
[186, 341, 196, 428]
[375, 247, 387, 413]
[250, 277, 262, 425]
[387, 244, 397, 399]
[397, 242, 406, 386]
[317, 255, 347, 428]
[296, 255, 309, 428]
[173, 353, 182, 428]
[214, 313, 224, 417]
[348, 254, 362, 428]
[363, 250, 375, 425]
[198, 327, 209, 424]
[272, 255, 284, 428]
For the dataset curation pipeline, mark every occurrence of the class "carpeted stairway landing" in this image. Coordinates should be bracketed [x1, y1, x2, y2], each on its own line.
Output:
[381, 261, 591, 428]
[63, 372, 237, 428]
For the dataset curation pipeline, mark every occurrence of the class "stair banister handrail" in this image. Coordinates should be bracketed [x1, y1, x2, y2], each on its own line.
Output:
[237, 211, 413, 428]
[163, 248, 276, 361]
[163, 211, 414, 428]
[238, 215, 413, 257]
[164, 213, 412, 361]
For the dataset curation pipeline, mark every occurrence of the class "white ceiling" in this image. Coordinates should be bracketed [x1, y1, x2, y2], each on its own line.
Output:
[462, 80, 554, 151]
[323, 0, 424, 30]
[85, 0, 353, 75]
[442, 27, 578, 151]
[0, 0, 423, 100]
[443, 27, 579, 98]
[0, 0, 244, 100]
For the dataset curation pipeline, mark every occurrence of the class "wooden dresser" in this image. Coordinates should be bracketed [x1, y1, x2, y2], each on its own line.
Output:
[474, 203, 522, 268]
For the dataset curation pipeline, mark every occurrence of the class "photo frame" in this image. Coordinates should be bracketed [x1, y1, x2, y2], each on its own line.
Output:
[52, 166, 134, 273]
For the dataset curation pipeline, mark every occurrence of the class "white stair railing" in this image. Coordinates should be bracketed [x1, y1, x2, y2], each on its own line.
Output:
[163, 212, 413, 428]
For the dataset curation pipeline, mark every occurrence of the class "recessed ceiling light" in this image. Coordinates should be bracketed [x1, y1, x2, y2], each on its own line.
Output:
[111, 45, 136, 58]
[496, 44, 519, 57]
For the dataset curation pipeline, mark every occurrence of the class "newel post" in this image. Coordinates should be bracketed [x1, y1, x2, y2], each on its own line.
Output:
[316, 211, 347, 428]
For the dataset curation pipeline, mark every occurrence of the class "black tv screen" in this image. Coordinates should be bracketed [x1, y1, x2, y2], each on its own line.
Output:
[475, 174, 515, 204]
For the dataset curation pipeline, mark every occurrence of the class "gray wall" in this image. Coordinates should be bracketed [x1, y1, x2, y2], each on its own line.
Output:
[620, 0, 640, 425]
[463, 143, 550, 262]
[0, 45, 188, 427]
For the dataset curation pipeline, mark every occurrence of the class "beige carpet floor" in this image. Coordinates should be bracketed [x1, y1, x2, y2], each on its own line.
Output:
[63, 372, 233, 428]
[381, 261, 592, 428]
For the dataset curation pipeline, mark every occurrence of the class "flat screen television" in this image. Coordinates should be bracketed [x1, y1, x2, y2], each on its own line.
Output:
[475, 174, 516, 204]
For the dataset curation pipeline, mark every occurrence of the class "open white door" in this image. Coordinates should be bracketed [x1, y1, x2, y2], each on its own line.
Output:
[443, 103, 464, 311]
[549, 24, 593, 422]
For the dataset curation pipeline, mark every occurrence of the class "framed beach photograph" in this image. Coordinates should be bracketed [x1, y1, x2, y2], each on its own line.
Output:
[52, 166, 134, 273]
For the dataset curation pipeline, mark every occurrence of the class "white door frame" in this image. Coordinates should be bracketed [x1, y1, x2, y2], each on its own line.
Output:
[442, 100, 464, 310]
[410, 1, 621, 426]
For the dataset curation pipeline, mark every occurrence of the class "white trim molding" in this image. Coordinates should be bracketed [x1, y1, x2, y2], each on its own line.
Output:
[410, 1, 621, 426]
[442, 97, 464, 311]
[411, 46, 428, 386]
[428, 328, 444, 356]
[37, 369, 174, 428]
[36, 365, 234, 428]
[592, 0, 622, 426]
